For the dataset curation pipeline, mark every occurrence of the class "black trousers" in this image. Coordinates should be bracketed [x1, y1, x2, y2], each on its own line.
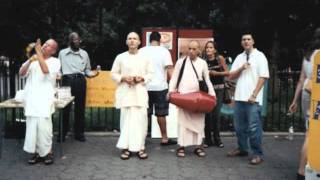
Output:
[61, 74, 86, 137]
[204, 88, 223, 145]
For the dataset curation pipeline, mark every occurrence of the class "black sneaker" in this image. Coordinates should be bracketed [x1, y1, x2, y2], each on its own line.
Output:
[44, 153, 54, 165]
[28, 154, 43, 165]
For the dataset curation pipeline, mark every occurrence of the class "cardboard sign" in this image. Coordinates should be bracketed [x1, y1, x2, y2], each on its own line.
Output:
[308, 50, 320, 171]
[86, 71, 116, 107]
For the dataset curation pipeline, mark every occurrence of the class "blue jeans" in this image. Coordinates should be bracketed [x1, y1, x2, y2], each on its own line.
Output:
[234, 101, 263, 157]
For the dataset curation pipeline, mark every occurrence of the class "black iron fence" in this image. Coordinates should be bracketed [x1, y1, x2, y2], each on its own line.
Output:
[0, 57, 305, 133]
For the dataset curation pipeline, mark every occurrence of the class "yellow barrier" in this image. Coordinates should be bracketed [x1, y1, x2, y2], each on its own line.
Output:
[85, 71, 116, 107]
[308, 50, 320, 171]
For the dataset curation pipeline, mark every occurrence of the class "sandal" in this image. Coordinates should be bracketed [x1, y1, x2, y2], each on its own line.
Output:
[28, 153, 42, 165]
[249, 156, 263, 165]
[44, 153, 54, 165]
[176, 147, 185, 157]
[227, 149, 248, 157]
[194, 148, 206, 157]
[137, 150, 148, 160]
[120, 149, 131, 160]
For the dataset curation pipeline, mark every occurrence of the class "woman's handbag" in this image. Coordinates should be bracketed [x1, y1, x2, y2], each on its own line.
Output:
[169, 57, 216, 113]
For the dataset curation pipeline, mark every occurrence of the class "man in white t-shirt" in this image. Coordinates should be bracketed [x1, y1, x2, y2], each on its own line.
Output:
[227, 32, 269, 165]
[19, 38, 61, 165]
[139, 31, 176, 145]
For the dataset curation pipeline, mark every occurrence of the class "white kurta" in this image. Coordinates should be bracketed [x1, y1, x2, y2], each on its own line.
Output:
[169, 57, 215, 147]
[22, 57, 61, 156]
[111, 51, 153, 151]
[23, 57, 61, 117]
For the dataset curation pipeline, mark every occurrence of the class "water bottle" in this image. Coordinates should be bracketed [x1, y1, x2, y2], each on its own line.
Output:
[286, 112, 294, 140]
[288, 126, 294, 140]
[96, 65, 101, 71]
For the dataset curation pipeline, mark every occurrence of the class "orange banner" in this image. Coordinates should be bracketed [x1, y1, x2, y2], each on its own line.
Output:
[86, 71, 116, 107]
[308, 50, 320, 171]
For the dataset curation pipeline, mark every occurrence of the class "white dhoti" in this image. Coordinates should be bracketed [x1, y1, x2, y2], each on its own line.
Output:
[177, 108, 205, 147]
[116, 107, 148, 152]
[23, 116, 53, 157]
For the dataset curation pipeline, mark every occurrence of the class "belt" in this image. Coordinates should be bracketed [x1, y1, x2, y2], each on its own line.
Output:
[213, 84, 224, 89]
[63, 73, 84, 79]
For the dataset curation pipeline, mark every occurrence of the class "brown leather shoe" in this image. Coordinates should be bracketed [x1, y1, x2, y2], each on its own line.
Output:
[227, 149, 248, 157]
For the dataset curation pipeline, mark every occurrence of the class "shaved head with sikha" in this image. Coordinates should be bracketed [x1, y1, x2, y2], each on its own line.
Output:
[188, 40, 201, 60]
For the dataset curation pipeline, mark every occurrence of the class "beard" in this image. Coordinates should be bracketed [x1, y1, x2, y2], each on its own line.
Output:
[70, 43, 80, 51]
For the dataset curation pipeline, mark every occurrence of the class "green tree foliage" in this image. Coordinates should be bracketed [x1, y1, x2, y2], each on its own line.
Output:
[0, 0, 319, 69]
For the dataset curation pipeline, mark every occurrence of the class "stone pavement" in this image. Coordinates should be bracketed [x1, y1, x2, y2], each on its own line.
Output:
[0, 135, 303, 180]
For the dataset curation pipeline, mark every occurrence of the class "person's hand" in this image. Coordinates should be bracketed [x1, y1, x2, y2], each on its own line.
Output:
[248, 94, 256, 104]
[56, 74, 62, 80]
[35, 39, 42, 55]
[167, 90, 178, 101]
[134, 76, 144, 84]
[29, 54, 38, 62]
[166, 93, 170, 101]
[209, 70, 218, 76]
[166, 92, 173, 101]
[288, 102, 298, 113]
[121, 76, 135, 86]
[91, 70, 99, 77]
[241, 62, 250, 70]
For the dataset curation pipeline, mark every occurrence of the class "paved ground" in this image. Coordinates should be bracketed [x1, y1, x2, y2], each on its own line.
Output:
[0, 135, 303, 180]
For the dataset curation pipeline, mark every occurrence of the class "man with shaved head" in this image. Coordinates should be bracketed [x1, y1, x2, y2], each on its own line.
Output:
[111, 32, 153, 160]
[169, 40, 215, 158]
[19, 38, 61, 165]
[58, 32, 98, 142]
